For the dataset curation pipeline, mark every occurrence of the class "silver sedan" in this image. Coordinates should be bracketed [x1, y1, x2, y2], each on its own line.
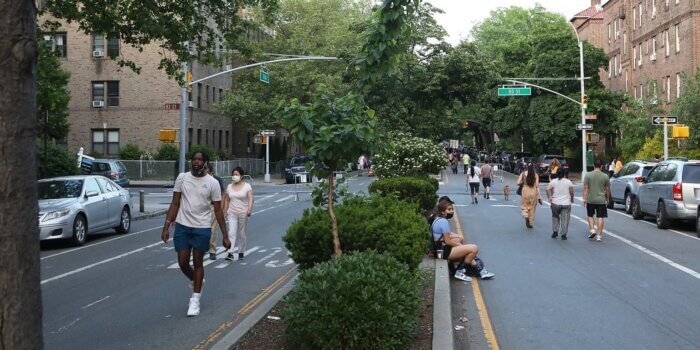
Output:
[38, 175, 132, 246]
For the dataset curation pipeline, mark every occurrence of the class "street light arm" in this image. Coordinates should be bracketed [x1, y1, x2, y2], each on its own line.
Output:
[568, 21, 582, 44]
[505, 79, 582, 106]
[189, 56, 339, 86]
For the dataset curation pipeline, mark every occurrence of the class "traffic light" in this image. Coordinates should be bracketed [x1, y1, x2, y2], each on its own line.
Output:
[159, 129, 177, 143]
[672, 125, 690, 139]
[582, 95, 589, 109]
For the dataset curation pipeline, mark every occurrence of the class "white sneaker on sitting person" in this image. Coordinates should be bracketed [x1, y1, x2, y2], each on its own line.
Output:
[454, 269, 472, 282]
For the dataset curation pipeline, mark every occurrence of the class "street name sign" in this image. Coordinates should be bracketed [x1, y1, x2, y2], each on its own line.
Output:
[260, 69, 270, 84]
[260, 130, 276, 136]
[498, 87, 531, 96]
[585, 114, 597, 120]
[576, 124, 593, 130]
[652, 116, 678, 125]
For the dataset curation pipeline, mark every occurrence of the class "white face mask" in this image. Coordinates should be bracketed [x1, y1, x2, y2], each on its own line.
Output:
[232, 175, 242, 183]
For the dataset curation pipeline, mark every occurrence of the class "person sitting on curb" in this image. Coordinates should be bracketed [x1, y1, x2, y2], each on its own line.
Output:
[430, 196, 494, 281]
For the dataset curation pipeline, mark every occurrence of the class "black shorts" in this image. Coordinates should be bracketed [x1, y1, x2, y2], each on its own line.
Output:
[469, 182, 480, 194]
[442, 245, 453, 260]
[482, 177, 492, 187]
[586, 203, 608, 218]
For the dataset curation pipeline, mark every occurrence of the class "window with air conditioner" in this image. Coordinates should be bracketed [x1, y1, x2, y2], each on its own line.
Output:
[92, 81, 119, 107]
[92, 34, 104, 57]
[93, 33, 120, 58]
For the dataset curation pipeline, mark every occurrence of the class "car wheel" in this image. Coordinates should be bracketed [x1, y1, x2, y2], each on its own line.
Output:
[631, 197, 644, 220]
[656, 202, 670, 229]
[624, 192, 633, 214]
[115, 206, 131, 234]
[71, 215, 88, 246]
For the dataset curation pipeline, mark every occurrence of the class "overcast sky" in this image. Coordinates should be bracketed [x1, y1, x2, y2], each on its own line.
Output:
[426, 0, 596, 45]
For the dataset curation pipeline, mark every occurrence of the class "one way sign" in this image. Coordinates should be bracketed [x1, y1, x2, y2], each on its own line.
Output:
[652, 116, 678, 125]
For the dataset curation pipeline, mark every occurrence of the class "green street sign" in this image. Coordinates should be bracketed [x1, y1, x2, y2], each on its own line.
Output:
[260, 69, 270, 84]
[498, 87, 531, 96]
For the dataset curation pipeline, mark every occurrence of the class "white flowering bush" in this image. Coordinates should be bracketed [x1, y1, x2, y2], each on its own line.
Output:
[373, 133, 447, 178]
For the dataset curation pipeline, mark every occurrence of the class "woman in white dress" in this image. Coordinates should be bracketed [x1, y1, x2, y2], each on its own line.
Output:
[223, 167, 254, 261]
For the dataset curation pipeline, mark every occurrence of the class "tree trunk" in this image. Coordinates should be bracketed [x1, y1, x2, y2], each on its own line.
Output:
[0, 0, 43, 349]
[327, 175, 342, 257]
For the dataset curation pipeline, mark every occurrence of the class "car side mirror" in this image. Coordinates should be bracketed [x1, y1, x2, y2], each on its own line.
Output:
[85, 191, 99, 198]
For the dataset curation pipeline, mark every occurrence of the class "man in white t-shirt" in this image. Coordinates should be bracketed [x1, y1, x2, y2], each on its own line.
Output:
[161, 151, 230, 317]
[546, 169, 574, 240]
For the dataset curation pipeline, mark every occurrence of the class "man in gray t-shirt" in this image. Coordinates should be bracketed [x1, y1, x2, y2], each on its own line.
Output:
[481, 163, 493, 199]
[583, 159, 611, 242]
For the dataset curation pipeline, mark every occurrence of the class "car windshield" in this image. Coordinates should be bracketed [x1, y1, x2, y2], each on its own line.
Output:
[290, 157, 310, 166]
[682, 165, 700, 183]
[114, 161, 126, 172]
[642, 166, 655, 177]
[38, 180, 84, 199]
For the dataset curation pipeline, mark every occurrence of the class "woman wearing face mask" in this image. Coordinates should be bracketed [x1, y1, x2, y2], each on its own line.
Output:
[430, 197, 494, 281]
[222, 167, 254, 261]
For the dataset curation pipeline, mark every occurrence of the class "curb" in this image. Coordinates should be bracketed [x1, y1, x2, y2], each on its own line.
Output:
[210, 272, 299, 350]
[433, 259, 454, 350]
[133, 209, 168, 221]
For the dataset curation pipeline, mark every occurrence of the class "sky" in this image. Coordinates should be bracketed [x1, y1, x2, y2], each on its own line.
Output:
[426, 0, 596, 45]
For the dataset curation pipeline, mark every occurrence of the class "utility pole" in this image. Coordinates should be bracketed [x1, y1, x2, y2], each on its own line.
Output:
[178, 43, 189, 175]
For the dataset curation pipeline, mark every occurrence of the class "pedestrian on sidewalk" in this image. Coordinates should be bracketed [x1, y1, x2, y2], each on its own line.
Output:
[450, 151, 459, 174]
[517, 163, 542, 229]
[481, 161, 493, 200]
[357, 154, 366, 176]
[546, 169, 574, 240]
[206, 164, 226, 261]
[161, 151, 230, 317]
[223, 167, 254, 261]
[467, 160, 481, 204]
[463, 152, 470, 174]
[430, 197, 494, 281]
[583, 159, 611, 242]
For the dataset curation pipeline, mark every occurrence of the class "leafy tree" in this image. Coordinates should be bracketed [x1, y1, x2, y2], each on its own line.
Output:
[154, 143, 180, 161]
[37, 142, 78, 178]
[673, 68, 700, 145]
[615, 94, 664, 160]
[37, 33, 70, 141]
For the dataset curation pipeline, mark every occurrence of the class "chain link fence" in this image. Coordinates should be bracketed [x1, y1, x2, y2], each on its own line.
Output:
[120, 159, 287, 182]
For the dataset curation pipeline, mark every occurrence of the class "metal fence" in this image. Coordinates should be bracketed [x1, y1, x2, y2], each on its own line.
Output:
[120, 159, 287, 182]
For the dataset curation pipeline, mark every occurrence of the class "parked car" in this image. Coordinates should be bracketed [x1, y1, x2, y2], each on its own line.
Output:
[88, 159, 130, 187]
[510, 152, 533, 174]
[285, 154, 314, 184]
[609, 160, 658, 213]
[536, 154, 569, 181]
[632, 159, 700, 229]
[513, 156, 537, 175]
[38, 175, 132, 246]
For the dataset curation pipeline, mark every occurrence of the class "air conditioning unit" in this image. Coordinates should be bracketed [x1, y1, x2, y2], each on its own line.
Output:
[92, 50, 104, 58]
[650, 97, 658, 105]
[650, 53, 657, 61]
[188, 101, 194, 108]
[638, 59, 642, 66]
[652, 9, 657, 18]
[92, 100, 105, 108]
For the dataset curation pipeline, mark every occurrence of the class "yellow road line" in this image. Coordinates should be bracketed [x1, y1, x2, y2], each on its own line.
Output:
[454, 209, 500, 350]
[193, 267, 298, 350]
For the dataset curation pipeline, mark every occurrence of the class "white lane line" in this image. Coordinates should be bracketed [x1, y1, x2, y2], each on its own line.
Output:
[574, 196, 700, 242]
[255, 194, 276, 202]
[167, 247, 227, 269]
[214, 246, 261, 268]
[42, 241, 164, 284]
[493, 205, 518, 208]
[265, 258, 294, 268]
[251, 205, 283, 215]
[274, 195, 294, 203]
[569, 215, 700, 280]
[41, 226, 161, 260]
[82, 295, 111, 310]
[254, 247, 282, 265]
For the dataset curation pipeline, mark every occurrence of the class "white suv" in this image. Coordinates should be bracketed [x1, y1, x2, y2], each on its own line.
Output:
[609, 160, 657, 213]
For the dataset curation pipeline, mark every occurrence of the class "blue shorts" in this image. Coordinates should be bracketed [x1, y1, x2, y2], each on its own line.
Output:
[173, 224, 212, 252]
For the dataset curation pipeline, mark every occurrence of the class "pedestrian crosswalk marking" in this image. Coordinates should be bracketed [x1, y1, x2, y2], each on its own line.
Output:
[166, 246, 263, 269]
[254, 247, 282, 265]
[213, 246, 262, 268]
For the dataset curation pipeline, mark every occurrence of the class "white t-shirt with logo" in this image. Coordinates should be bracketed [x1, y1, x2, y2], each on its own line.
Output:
[548, 178, 574, 205]
[174, 172, 222, 228]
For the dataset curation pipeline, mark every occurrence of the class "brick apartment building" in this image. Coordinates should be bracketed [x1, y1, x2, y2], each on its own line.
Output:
[38, 16, 260, 159]
[574, 0, 698, 109]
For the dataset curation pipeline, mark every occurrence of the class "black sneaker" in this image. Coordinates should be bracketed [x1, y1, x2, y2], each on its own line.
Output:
[238, 253, 245, 260]
[561, 234, 567, 240]
[225, 253, 234, 261]
[475, 197, 478, 204]
[209, 252, 217, 261]
[551, 232, 558, 239]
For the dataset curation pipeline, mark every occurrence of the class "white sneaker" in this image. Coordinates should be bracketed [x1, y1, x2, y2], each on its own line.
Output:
[596, 235, 602, 242]
[187, 297, 200, 316]
[454, 270, 472, 282]
[479, 270, 495, 280]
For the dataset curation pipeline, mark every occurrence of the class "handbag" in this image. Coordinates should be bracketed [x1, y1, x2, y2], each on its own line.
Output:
[516, 183, 523, 196]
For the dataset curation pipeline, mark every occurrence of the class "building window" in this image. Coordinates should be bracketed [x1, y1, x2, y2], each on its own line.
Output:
[665, 30, 670, 56]
[623, 34, 627, 55]
[608, 60, 612, 78]
[634, 85, 638, 99]
[92, 81, 119, 106]
[219, 88, 223, 102]
[197, 83, 202, 108]
[43, 32, 67, 57]
[676, 73, 681, 98]
[188, 128, 193, 148]
[675, 24, 680, 52]
[218, 130, 223, 150]
[197, 129, 202, 144]
[107, 35, 120, 57]
[652, 36, 657, 57]
[226, 130, 229, 148]
[633, 7, 637, 30]
[666, 76, 671, 102]
[639, 2, 643, 28]
[92, 129, 119, 156]
[608, 23, 611, 43]
[212, 87, 216, 104]
[625, 71, 629, 92]
[652, 0, 657, 17]
[639, 44, 643, 66]
[613, 20, 618, 40]
[614, 56, 619, 76]
[633, 49, 637, 70]
[92, 34, 104, 53]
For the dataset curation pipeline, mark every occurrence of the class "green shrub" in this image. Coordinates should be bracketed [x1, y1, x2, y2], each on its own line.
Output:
[283, 251, 422, 350]
[119, 144, 143, 160]
[37, 141, 78, 178]
[368, 176, 438, 214]
[284, 195, 428, 270]
[372, 132, 447, 178]
[154, 143, 179, 160]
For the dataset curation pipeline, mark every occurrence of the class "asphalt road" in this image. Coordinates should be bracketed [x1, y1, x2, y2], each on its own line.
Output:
[443, 168, 700, 349]
[40, 174, 376, 350]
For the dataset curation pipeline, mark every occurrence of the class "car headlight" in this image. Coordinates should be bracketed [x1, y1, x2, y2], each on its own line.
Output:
[42, 209, 71, 222]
